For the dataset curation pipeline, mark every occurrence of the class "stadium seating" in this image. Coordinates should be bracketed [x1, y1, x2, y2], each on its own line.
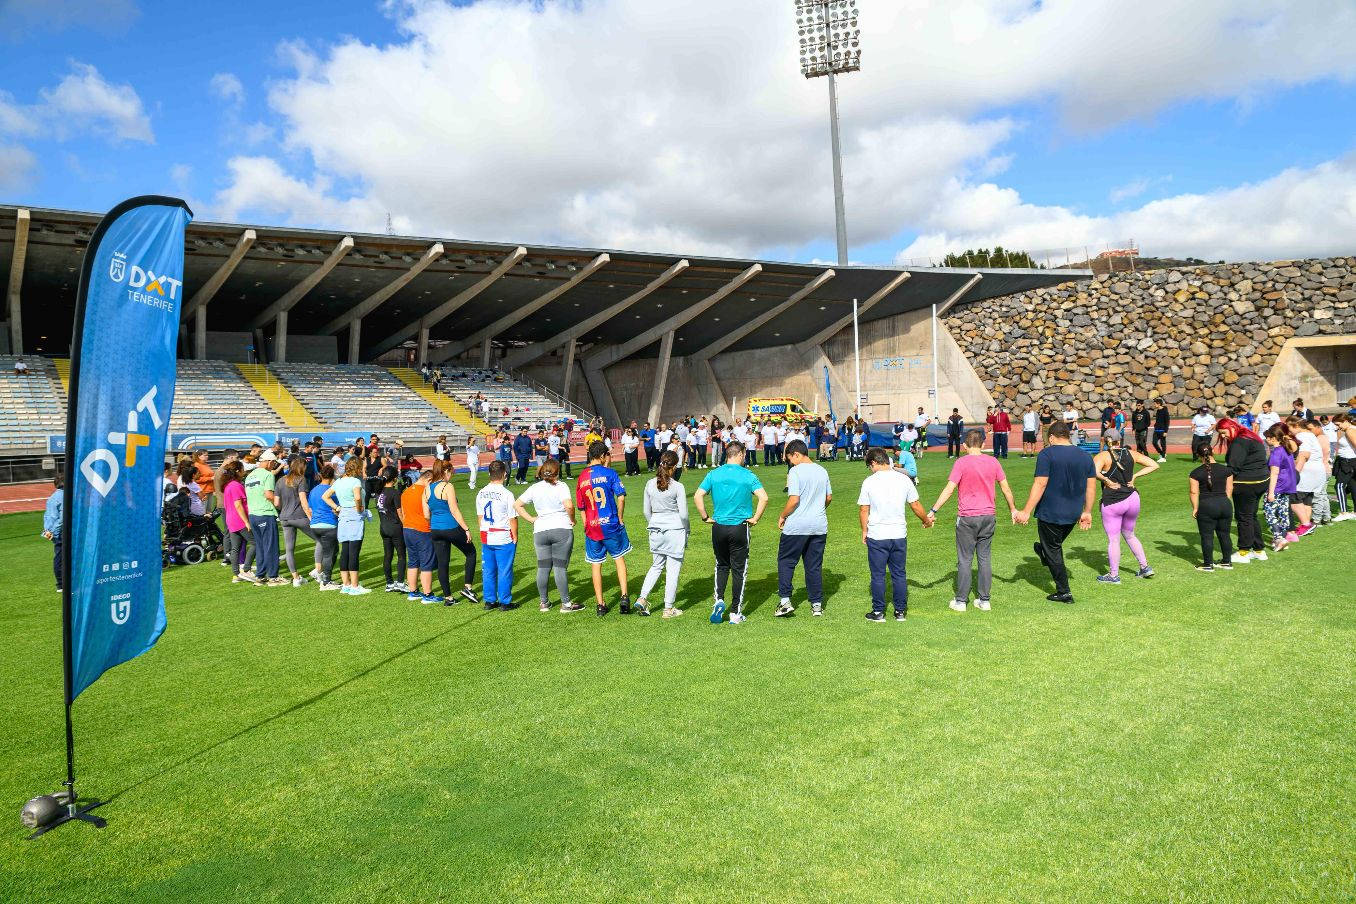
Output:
[441, 368, 577, 430]
[0, 357, 66, 452]
[169, 360, 287, 434]
[270, 363, 469, 443]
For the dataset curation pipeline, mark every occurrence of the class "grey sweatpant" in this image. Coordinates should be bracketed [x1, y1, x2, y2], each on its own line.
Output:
[956, 514, 996, 602]
[533, 528, 573, 604]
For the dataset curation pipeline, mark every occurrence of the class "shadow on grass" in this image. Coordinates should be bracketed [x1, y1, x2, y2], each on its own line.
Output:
[107, 608, 495, 804]
[668, 565, 847, 616]
[1154, 528, 1202, 565]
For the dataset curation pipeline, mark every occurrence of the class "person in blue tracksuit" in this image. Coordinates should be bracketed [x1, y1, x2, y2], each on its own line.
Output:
[512, 427, 534, 486]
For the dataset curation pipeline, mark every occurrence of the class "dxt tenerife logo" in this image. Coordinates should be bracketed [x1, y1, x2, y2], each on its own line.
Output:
[81, 385, 165, 498]
[108, 251, 182, 313]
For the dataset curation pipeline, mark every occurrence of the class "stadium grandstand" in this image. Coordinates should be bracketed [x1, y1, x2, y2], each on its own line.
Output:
[0, 203, 1078, 456]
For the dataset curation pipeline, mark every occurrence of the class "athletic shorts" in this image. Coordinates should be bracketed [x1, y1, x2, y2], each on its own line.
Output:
[1293, 491, 1315, 505]
[403, 528, 435, 571]
[584, 528, 631, 564]
[1022, 431, 1037, 443]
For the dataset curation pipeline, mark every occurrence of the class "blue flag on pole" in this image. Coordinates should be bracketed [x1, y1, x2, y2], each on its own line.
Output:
[65, 196, 191, 703]
[823, 365, 835, 424]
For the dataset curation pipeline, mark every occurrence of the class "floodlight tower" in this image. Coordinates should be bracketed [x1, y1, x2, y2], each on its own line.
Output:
[796, 0, 861, 268]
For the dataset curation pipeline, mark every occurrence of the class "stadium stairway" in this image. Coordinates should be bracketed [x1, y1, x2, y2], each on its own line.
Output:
[388, 367, 493, 436]
[234, 363, 323, 430]
[52, 358, 70, 394]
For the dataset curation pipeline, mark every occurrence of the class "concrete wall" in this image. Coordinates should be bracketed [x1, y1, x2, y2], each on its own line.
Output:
[1255, 336, 1356, 409]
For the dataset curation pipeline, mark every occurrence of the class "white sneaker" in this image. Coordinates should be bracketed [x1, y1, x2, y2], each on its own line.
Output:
[729, 612, 746, 624]
[1333, 512, 1356, 522]
[308, 568, 322, 581]
[1156, 457, 1166, 463]
[292, 575, 307, 587]
[948, 599, 967, 612]
[1233, 551, 1251, 564]
[349, 585, 372, 595]
[974, 598, 991, 611]
[1251, 550, 1268, 561]
[317, 580, 340, 591]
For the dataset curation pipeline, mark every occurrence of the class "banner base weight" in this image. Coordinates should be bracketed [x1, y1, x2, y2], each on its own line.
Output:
[27, 799, 106, 840]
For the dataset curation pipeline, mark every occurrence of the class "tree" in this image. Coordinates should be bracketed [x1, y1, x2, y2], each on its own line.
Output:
[941, 246, 1037, 269]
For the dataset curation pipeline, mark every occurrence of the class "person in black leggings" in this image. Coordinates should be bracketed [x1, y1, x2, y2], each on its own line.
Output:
[1151, 398, 1170, 460]
[427, 461, 478, 603]
[1219, 418, 1270, 562]
[1189, 447, 1234, 570]
[375, 467, 407, 591]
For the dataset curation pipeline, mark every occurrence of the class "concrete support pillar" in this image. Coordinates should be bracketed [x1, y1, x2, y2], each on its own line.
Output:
[275, 310, 288, 364]
[194, 305, 207, 360]
[647, 330, 676, 424]
[691, 357, 727, 420]
[7, 209, 29, 357]
[417, 326, 430, 366]
[584, 363, 621, 426]
[561, 338, 577, 400]
[480, 336, 493, 369]
[348, 318, 362, 365]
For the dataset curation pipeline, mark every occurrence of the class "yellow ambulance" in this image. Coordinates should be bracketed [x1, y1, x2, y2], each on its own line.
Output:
[747, 397, 816, 423]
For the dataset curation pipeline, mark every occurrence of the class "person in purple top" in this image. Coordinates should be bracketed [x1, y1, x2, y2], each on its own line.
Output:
[1263, 424, 1299, 551]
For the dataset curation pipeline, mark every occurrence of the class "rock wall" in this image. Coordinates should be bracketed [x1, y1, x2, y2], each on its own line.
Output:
[944, 257, 1356, 415]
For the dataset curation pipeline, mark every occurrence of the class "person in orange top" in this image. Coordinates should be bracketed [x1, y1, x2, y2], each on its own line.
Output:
[192, 449, 215, 502]
[399, 469, 437, 602]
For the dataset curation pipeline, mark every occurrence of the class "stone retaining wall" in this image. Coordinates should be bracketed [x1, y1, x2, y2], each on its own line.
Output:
[944, 257, 1356, 415]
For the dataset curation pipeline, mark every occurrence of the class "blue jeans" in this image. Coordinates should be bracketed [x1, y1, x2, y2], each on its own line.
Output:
[482, 542, 516, 605]
[249, 514, 280, 579]
[866, 537, 908, 615]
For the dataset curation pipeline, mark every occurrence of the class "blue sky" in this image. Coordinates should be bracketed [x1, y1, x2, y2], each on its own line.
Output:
[2, 0, 1355, 265]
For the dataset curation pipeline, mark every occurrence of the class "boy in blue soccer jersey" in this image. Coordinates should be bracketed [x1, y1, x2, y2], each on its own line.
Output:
[575, 441, 635, 617]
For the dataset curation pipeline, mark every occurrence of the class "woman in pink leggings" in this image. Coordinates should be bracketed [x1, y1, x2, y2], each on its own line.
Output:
[1093, 429, 1160, 584]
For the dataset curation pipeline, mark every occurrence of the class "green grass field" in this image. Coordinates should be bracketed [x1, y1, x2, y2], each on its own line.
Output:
[2, 455, 1353, 902]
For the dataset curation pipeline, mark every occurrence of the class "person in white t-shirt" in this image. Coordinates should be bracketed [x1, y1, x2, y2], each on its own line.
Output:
[912, 407, 931, 454]
[857, 447, 933, 621]
[693, 423, 710, 468]
[1256, 400, 1281, 434]
[513, 458, 579, 613]
[655, 424, 673, 450]
[1190, 407, 1217, 458]
[466, 436, 481, 490]
[761, 422, 779, 466]
[1021, 406, 1040, 458]
[475, 460, 518, 610]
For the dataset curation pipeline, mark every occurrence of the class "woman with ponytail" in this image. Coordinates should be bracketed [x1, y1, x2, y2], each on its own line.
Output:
[636, 449, 690, 619]
[1216, 417, 1270, 563]
[1263, 423, 1299, 551]
[1189, 445, 1235, 571]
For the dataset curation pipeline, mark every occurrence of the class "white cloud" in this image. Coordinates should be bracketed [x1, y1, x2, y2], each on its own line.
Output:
[170, 162, 192, 190]
[1109, 178, 1151, 204]
[0, 143, 37, 191]
[211, 0, 1356, 257]
[210, 72, 245, 107]
[38, 62, 153, 142]
[895, 154, 1356, 264]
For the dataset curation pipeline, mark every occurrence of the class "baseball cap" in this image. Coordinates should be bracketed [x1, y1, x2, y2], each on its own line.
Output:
[258, 450, 277, 462]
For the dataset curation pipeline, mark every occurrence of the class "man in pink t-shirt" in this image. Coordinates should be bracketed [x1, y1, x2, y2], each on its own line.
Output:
[928, 428, 1017, 612]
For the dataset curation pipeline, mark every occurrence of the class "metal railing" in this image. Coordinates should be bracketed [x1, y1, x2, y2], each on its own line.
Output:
[500, 367, 596, 423]
[0, 454, 62, 486]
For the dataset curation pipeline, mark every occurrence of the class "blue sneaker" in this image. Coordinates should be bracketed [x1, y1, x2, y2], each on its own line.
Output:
[420, 594, 441, 605]
[1096, 574, 1121, 584]
[710, 600, 726, 624]
[407, 592, 422, 602]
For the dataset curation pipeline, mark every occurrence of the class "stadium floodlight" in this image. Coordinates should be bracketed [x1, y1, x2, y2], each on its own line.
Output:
[796, 0, 860, 268]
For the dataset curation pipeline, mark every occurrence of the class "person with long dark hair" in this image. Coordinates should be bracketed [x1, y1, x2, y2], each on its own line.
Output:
[1189, 446, 1235, 571]
[634, 450, 690, 619]
[307, 464, 340, 590]
[221, 460, 254, 583]
[427, 459, 478, 604]
[375, 466, 408, 593]
[1216, 417, 1270, 563]
[1263, 424, 1299, 552]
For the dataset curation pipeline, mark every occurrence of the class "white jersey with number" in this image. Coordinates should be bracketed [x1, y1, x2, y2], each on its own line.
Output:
[476, 483, 517, 546]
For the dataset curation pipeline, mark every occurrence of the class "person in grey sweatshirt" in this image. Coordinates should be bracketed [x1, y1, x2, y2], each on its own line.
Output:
[637, 449, 690, 618]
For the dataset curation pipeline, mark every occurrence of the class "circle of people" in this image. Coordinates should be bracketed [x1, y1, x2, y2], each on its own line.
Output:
[140, 393, 1356, 623]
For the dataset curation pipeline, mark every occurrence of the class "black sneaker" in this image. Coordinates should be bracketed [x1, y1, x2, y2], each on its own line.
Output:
[596, 603, 608, 617]
[865, 611, 886, 622]
[894, 610, 907, 621]
[459, 587, 478, 603]
[1046, 592, 1075, 604]
[619, 598, 632, 615]
[484, 601, 497, 610]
